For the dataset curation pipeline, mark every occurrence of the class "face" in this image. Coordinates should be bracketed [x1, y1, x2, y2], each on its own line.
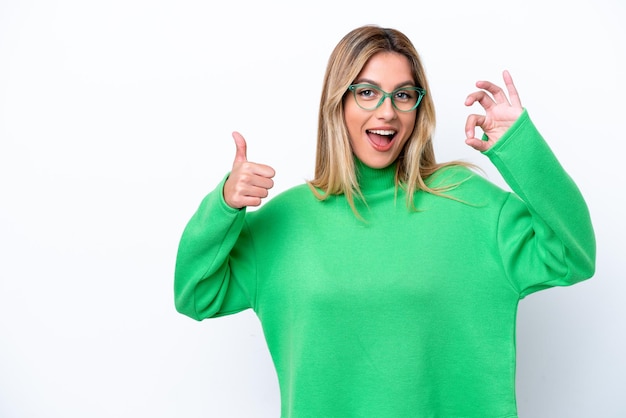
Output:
[344, 51, 417, 169]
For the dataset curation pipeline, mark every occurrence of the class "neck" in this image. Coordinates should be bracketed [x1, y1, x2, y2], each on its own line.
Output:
[354, 158, 397, 194]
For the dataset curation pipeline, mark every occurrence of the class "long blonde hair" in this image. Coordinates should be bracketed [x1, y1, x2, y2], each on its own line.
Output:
[308, 25, 471, 213]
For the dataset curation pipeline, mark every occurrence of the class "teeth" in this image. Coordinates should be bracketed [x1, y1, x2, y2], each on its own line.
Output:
[368, 129, 396, 136]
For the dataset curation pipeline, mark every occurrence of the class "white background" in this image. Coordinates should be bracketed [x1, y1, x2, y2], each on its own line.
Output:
[1, 0, 624, 417]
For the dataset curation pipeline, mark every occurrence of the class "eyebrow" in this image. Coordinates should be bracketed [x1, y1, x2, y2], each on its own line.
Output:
[354, 78, 417, 89]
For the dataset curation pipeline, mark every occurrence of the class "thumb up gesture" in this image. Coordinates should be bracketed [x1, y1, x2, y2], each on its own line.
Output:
[223, 132, 276, 209]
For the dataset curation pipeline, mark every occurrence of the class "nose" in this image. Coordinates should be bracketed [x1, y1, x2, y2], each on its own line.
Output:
[375, 95, 397, 120]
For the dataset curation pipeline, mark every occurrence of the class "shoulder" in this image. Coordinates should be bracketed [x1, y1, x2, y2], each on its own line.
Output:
[243, 183, 326, 238]
[427, 164, 511, 203]
[266, 183, 316, 207]
[248, 183, 317, 218]
[427, 164, 492, 188]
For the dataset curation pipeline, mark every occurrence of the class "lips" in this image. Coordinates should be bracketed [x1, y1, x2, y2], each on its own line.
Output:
[366, 129, 396, 151]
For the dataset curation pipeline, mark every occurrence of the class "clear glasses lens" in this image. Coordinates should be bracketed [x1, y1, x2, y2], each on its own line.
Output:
[351, 85, 423, 112]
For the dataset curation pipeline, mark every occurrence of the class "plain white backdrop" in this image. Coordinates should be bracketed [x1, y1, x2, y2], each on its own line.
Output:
[1, 0, 624, 417]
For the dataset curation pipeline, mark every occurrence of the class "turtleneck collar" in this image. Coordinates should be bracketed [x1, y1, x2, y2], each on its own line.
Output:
[354, 157, 398, 194]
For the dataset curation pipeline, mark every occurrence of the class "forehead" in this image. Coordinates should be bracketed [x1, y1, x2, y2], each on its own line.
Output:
[356, 51, 414, 87]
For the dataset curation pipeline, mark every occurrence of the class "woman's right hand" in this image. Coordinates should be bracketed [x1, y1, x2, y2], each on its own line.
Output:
[223, 131, 276, 209]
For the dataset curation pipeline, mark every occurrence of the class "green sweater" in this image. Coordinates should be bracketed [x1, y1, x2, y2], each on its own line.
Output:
[174, 110, 595, 418]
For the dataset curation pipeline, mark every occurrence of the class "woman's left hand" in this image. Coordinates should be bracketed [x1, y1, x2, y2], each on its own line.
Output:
[464, 70, 524, 152]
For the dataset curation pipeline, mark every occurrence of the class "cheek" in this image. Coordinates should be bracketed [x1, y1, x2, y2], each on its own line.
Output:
[394, 114, 417, 151]
[401, 113, 418, 136]
[343, 102, 363, 138]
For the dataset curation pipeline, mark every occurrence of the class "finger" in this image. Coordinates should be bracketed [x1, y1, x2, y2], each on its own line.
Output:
[240, 196, 264, 208]
[253, 174, 275, 190]
[232, 131, 248, 163]
[464, 113, 485, 139]
[237, 170, 275, 189]
[248, 184, 271, 199]
[223, 174, 273, 209]
[502, 70, 522, 108]
[243, 162, 276, 179]
[465, 136, 492, 152]
[474, 80, 509, 105]
[234, 181, 273, 208]
[234, 183, 271, 200]
[226, 193, 264, 209]
[465, 91, 497, 111]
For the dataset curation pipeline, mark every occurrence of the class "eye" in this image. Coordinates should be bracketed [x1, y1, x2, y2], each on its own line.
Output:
[394, 89, 414, 102]
[355, 86, 380, 101]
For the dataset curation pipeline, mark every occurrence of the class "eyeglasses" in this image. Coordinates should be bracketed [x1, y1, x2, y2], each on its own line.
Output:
[348, 83, 426, 112]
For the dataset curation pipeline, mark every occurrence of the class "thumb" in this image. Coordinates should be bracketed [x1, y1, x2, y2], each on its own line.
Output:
[232, 131, 247, 163]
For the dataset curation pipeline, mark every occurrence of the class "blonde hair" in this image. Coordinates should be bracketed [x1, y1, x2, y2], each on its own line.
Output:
[307, 25, 472, 213]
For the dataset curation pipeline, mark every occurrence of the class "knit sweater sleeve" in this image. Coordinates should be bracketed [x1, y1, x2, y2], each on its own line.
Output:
[485, 109, 596, 297]
[174, 174, 257, 320]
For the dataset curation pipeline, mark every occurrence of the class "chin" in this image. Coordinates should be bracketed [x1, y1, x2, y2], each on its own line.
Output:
[360, 156, 395, 169]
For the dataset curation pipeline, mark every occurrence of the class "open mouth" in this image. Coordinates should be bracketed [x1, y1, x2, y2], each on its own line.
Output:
[366, 129, 397, 151]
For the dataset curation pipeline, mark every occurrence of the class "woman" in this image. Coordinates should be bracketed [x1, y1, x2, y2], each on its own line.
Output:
[174, 25, 595, 417]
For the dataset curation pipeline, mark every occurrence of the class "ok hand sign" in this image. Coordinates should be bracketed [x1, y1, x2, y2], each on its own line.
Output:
[464, 70, 524, 152]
